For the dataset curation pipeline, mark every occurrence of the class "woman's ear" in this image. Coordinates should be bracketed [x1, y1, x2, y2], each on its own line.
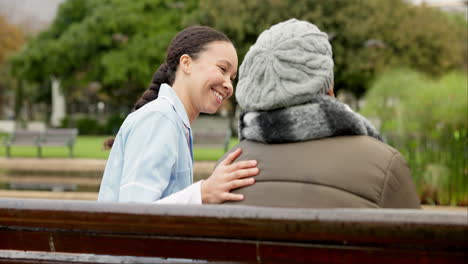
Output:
[179, 54, 192, 74]
[326, 85, 335, 97]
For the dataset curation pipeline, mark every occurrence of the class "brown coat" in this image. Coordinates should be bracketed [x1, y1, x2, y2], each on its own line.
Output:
[222, 136, 420, 208]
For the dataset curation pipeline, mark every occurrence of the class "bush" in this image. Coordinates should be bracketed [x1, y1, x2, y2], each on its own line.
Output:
[104, 114, 126, 135]
[76, 117, 104, 135]
[362, 69, 467, 205]
[61, 114, 126, 135]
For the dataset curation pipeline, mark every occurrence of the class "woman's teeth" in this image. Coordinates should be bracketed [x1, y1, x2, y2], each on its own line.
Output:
[212, 90, 223, 101]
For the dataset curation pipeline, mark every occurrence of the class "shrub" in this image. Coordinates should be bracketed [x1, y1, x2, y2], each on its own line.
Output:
[76, 117, 104, 135]
[362, 69, 467, 205]
[104, 114, 126, 134]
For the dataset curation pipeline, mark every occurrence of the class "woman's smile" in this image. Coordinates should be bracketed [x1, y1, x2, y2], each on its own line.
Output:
[211, 87, 225, 104]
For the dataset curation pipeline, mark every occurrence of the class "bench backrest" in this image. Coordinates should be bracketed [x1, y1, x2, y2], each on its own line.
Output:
[5, 130, 41, 145]
[191, 116, 231, 151]
[26, 121, 46, 132]
[0, 198, 466, 264]
[192, 129, 230, 150]
[41, 128, 78, 146]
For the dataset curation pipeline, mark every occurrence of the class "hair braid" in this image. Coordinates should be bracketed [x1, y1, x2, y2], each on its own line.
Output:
[133, 63, 175, 111]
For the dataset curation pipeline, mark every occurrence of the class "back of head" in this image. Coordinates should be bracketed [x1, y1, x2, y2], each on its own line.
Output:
[236, 19, 334, 111]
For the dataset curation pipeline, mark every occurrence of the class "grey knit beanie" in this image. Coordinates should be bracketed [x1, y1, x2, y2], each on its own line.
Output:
[236, 18, 334, 111]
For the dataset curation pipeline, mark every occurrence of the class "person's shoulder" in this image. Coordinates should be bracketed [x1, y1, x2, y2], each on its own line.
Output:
[323, 135, 397, 154]
[128, 99, 177, 123]
[355, 136, 402, 157]
[118, 100, 179, 137]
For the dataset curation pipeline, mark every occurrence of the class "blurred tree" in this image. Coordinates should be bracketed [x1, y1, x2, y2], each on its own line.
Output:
[0, 15, 25, 119]
[9, 0, 466, 124]
[191, 0, 466, 99]
[0, 16, 24, 64]
[362, 69, 467, 205]
[10, 0, 198, 114]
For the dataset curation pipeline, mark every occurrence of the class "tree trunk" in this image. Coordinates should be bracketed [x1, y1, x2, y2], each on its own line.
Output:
[13, 79, 23, 124]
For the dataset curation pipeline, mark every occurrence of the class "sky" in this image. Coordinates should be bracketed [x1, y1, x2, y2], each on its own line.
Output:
[0, 0, 65, 32]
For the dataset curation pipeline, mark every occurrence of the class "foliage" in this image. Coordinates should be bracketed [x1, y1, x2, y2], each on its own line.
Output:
[61, 114, 125, 135]
[0, 15, 25, 119]
[105, 113, 126, 134]
[0, 15, 24, 64]
[191, 0, 467, 98]
[75, 117, 102, 135]
[8, 0, 466, 115]
[362, 69, 467, 205]
[10, 0, 198, 110]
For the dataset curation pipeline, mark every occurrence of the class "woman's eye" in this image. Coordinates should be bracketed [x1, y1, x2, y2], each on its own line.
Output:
[218, 66, 226, 73]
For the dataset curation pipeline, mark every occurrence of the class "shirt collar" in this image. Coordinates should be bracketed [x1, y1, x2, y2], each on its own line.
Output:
[159, 83, 191, 130]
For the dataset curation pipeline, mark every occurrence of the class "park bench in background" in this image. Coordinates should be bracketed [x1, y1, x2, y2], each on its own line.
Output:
[38, 128, 78, 158]
[2, 128, 78, 158]
[3, 130, 41, 158]
[192, 129, 231, 152]
[0, 198, 466, 264]
[192, 116, 231, 152]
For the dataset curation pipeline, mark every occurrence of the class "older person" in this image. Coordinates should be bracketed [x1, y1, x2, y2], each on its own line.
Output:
[222, 19, 420, 208]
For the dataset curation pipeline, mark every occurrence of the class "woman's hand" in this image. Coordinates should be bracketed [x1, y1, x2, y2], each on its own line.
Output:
[201, 148, 258, 204]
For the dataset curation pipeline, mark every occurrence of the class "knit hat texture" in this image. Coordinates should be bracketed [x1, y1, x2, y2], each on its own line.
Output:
[236, 18, 334, 111]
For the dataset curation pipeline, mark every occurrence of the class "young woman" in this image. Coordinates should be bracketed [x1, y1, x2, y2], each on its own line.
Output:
[98, 26, 258, 204]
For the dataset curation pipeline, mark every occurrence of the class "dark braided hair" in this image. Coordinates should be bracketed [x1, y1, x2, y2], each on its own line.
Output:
[103, 26, 232, 149]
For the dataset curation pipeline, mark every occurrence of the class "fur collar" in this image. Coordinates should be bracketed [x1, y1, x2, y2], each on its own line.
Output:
[239, 95, 382, 143]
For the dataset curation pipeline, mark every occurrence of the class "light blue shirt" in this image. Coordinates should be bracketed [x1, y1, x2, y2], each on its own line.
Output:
[98, 83, 196, 203]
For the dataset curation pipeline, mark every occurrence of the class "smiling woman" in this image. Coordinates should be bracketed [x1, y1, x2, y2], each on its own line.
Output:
[174, 41, 238, 120]
[98, 26, 258, 205]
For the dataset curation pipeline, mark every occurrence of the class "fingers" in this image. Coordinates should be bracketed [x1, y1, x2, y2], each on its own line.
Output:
[227, 160, 257, 172]
[223, 192, 244, 201]
[226, 177, 255, 190]
[227, 167, 259, 181]
[220, 148, 242, 165]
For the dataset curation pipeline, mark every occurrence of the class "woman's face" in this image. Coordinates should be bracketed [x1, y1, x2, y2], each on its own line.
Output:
[185, 41, 238, 115]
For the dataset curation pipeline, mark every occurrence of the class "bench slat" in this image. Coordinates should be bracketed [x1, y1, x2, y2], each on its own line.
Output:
[0, 198, 466, 263]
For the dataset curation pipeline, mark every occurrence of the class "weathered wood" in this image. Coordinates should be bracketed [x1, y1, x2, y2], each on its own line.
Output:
[0, 190, 98, 200]
[0, 158, 215, 175]
[0, 175, 101, 192]
[0, 198, 466, 263]
[0, 158, 106, 172]
[0, 251, 219, 264]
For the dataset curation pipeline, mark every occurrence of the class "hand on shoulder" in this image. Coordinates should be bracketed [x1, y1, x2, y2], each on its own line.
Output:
[201, 148, 258, 203]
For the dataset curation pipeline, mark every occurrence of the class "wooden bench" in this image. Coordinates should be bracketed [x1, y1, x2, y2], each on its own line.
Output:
[192, 116, 232, 152]
[3, 130, 41, 158]
[0, 198, 466, 263]
[193, 129, 231, 152]
[2, 128, 78, 158]
[38, 128, 78, 158]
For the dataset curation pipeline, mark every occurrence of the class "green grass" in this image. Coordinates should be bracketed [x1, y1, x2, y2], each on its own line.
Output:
[194, 138, 239, 161]
[0, 135, 240, 161]
[0, 136, 111, 159]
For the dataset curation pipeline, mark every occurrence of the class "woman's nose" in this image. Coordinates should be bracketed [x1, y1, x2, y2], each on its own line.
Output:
[224, 79, 233, 97]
